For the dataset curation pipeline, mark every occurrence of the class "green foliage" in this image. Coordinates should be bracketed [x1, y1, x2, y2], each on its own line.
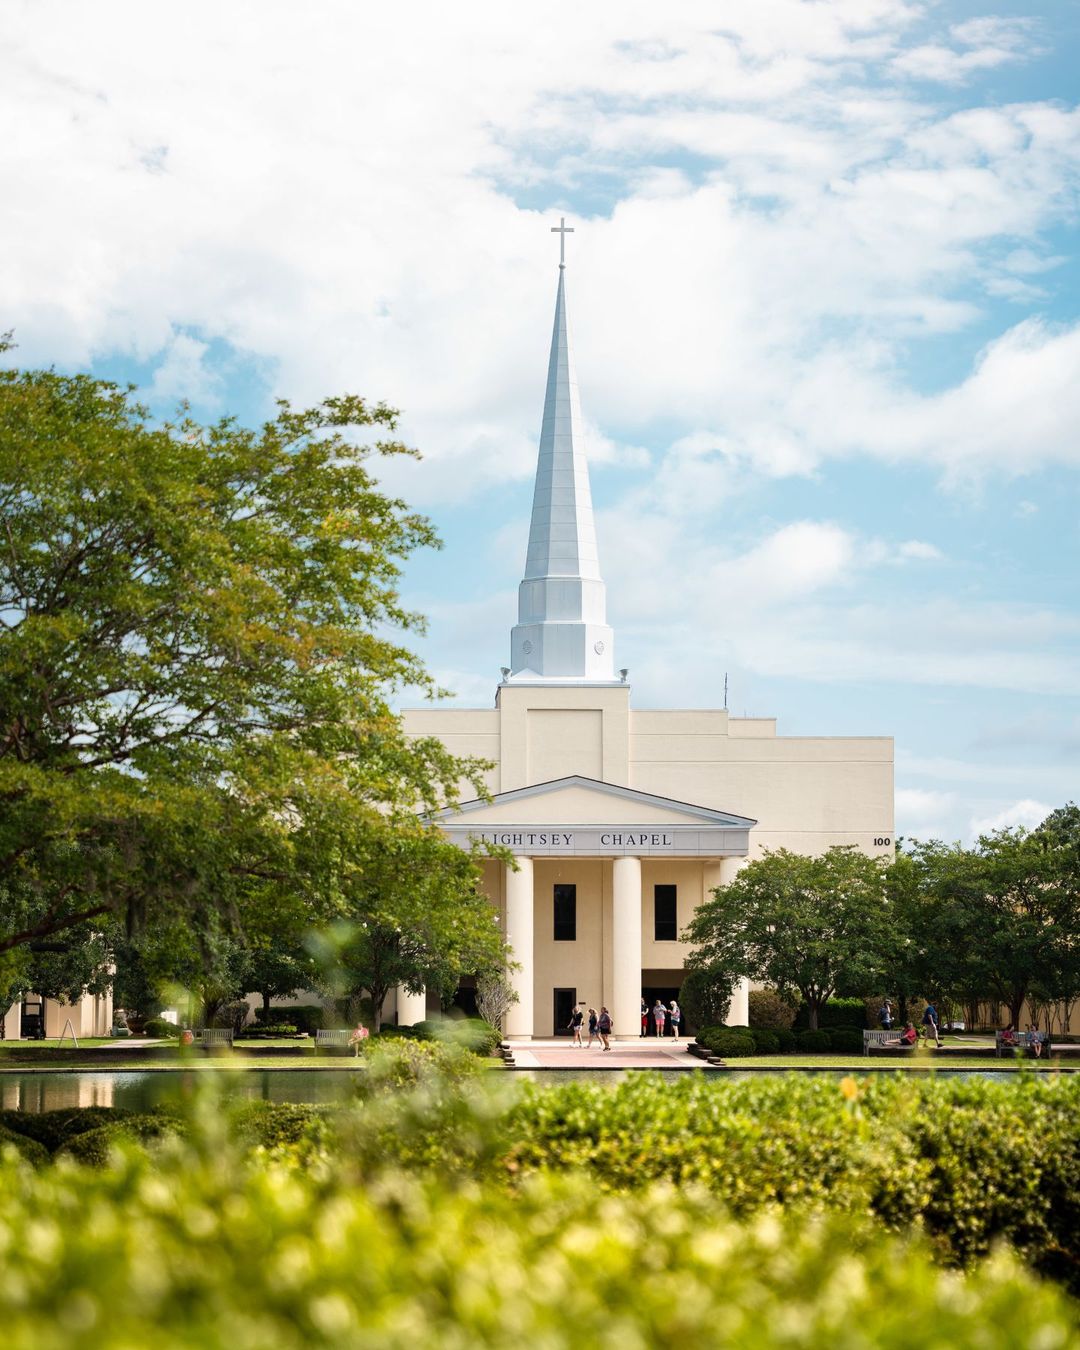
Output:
[0, 1106, 136, 1154]
[794, 996, 868, 1030]
[749, 1028, 781, 1054]
[142, 1017, 181, 1038]
[355, 1037, 484, 1098]
[699, 1029, 757, 1058]
[0, 1124, 49, 1167]
[56, 1113, 185, 1165]
[0, 1132, 1075, 1349]
[828, 1029, 864, 1054]
[505, 1073, 1080, 1285]
[774, 1028, 797, 1052]
[236, 1023, 299, 1039]
[677, 963, 734, 1028]
[0, 363, 491, 961]
[256, 1003, 336, 1033]
[686, 846, 897, 1029]
[748, 987, 798, 1029]
[796, 1030, 832, 1052]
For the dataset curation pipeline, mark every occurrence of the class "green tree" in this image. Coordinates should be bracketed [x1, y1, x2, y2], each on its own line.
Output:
[313, 821, 506, 1030]
[684, 847, 895, 1030]
[0, 350, 486, 955]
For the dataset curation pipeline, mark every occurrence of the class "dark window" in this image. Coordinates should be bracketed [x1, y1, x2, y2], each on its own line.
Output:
[554, 883, 577, 941]
[654, 884, 678, 941]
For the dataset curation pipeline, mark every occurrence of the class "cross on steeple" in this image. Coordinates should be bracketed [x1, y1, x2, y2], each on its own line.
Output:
[551, 216, 574, 268]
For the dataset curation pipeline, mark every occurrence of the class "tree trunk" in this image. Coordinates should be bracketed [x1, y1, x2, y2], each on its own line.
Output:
[370, 986, 386, 1033]
[262, 989, 272, 1020]
[1009, 991, 1026, 1028]
[807, 998, 819, 1031]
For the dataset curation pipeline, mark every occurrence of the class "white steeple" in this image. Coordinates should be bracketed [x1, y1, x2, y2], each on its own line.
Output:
[508, 221, 616, 683]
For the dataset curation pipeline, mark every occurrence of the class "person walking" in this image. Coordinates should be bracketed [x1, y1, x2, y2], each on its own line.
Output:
[586, 1007, 599, 1048]
[669, 999, 682, 1042]
[922, 1001, 942, 1048]
[878, 999, 893, 1031]
[597, 1006, 613, 1051]
[640, 997, 648, 1038]
[652, 999, 667, 1038]
[569, 1002, 585, 1046]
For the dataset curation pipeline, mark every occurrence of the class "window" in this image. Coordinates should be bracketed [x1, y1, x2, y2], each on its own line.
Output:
[654, 884, 677, 942]
[553, 883, 577, 941]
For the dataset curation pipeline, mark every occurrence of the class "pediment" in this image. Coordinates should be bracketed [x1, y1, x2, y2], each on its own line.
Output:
[433, 776, 756, 829]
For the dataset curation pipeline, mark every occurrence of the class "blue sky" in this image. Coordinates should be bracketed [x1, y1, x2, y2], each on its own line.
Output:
[2, 1, 1078, 842]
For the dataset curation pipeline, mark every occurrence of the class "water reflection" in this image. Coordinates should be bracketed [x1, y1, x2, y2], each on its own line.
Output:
[1, 1070, 362, 1113]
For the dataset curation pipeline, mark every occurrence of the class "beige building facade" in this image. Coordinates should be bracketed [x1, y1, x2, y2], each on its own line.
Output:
[2, 987, 113, 1041]
[398, 241, 894, 1041]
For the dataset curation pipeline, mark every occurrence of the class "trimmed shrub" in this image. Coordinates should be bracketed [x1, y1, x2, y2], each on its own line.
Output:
[236, 1024, 299, 1039]
[774, 1028, 796, 1052]
[504, 1072, 1080, 1289]
[828, 1029, 864, 1054]
[142, 1018, 180, 1038]
[55, 1113, 185, 1166]
[700, 1029, 756, 1058]
[748, 989, 798, 1030]
[355, 1038, 484, 1097]
[695, 1024, 725, 1048]
[0, 1123, 49, 1167]
[228, 1102, 331, 1155]
[795, 1029, 832, 1052]
[256, 1004, 336, 1034]
[749, 1029, 781, 1054]
[0, 1139, 1075, 1347]
[794, 997, 867, 1031]
[0, 1107, 136, 1154]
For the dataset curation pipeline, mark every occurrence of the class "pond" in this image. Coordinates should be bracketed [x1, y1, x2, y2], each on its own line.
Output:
[0, 1066, 1045, 1112]
[0, 1070, 364, 1114]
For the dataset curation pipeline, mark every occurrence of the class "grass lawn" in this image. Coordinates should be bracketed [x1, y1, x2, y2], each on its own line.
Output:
[726, 1054, 1071, 1070]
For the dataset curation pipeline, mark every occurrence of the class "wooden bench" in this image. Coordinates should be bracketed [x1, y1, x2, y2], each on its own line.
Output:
[863, 1029, 917, 1055]
[995, 1031, 1045, 1057]
[315, 1029, 353, 1054]
[199, 1027, 234, 1049]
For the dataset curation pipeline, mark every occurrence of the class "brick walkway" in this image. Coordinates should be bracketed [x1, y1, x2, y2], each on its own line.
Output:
[510, 1038, 706, 1070]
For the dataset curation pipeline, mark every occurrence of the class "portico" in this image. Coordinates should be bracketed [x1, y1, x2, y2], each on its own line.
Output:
[433, 777, 755, 1040]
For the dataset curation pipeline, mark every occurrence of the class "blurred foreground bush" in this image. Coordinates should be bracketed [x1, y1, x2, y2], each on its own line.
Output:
[0, 1131, 1075, 1350]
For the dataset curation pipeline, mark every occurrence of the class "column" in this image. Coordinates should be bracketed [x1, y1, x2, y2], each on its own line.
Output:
[611, 855, 642, 1041]
[715, 856, 750, 1028]
[395, 985, 427, 1027]
[503, 856, 534, 1041]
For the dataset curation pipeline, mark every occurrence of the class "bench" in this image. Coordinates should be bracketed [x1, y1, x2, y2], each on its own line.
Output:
[199, 1027, 234, 1049]
[315, 1029, 353, 1054]
[995, 1031, 1046, 1057]
[863, 1029, 915, 1055]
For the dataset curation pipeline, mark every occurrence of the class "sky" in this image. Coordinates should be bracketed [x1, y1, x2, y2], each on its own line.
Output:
[2, 0, 1078, 844]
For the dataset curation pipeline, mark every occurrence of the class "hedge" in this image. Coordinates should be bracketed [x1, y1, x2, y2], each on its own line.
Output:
[795, 1029, 832, 1052]
[504, 1073, 1080, 1287]
[794, 997, 868, 1030]
[0, 1142, 1074, 1349]
[828, 1028, 865, 1054]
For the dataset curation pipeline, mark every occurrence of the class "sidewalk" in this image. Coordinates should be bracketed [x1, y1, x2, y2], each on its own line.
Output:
[509, 1037, 706, 1070]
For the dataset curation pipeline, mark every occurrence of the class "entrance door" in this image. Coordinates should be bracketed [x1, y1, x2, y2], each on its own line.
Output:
[641, 986, 682, 1037]
[553, 987, 576, 1037]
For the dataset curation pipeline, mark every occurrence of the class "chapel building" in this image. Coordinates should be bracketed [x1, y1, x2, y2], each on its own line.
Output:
[399, 238, 894, 1042]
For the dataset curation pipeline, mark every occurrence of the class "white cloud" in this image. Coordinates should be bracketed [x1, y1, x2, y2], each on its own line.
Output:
[148, 331, 220, 407]
[0, 2, 1077, 510]
[970, 798, 1053, 837]
[897, 540, 943, 561]
[896, 787, 958, 840]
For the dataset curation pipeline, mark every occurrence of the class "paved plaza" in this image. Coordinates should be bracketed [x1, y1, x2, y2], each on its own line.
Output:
[509, 1038, 706, 1070]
